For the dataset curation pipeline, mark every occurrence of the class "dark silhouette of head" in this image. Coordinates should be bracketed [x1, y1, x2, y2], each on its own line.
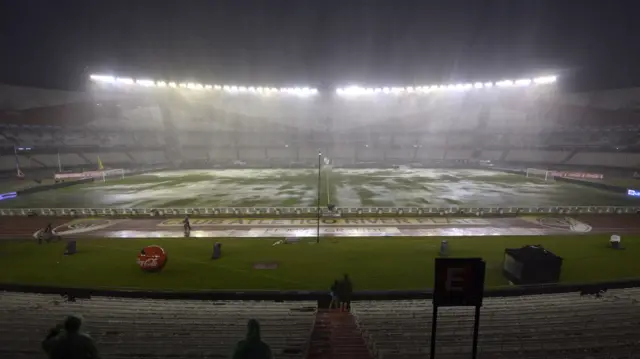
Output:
[246, 319, 261, 341]
[64, 315, 83, 333]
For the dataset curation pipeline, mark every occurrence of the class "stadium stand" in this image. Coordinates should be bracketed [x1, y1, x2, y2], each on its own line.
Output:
[567, 152, 640, 169]
[30, 154, 89, 169]
[352, 288, 640, 359]
[209, 148, 238, 161]
[266, 147, 298, 161]
[60, 131, 98, 146]
[478, 150, 504, 161]
[128, 150, 168, 165]
[505, 150, 573, 164]
[0, 292, 316, 359]
[444, 150, 475, 160]
[239, 148, 267, 161]
[416, 148, 446, 160]
[89, 152, 133, 167]
[357, 148, 385, 162]
[384, 148, 415, 161]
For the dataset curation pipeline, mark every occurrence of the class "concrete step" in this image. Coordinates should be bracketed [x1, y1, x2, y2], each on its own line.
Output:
[307, 310, 374, 359]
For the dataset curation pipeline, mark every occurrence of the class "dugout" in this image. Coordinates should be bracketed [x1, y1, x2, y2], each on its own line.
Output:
[503, 245, 563, 285]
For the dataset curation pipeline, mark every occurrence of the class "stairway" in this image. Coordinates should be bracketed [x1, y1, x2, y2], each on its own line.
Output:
[306, 309, 373, 359]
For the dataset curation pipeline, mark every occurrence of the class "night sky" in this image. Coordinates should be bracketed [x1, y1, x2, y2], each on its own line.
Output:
[2, 0, 639, 91]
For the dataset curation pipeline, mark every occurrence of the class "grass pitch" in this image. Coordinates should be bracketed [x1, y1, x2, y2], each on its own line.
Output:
[0, 235, 638, 291]
[3, 168, 637, 208]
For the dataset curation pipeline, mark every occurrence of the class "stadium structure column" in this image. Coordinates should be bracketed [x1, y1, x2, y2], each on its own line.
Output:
[317, 151, 322, 244]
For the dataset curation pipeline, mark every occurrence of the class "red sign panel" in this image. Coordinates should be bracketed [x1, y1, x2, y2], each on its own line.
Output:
[552, 171, 604, 180]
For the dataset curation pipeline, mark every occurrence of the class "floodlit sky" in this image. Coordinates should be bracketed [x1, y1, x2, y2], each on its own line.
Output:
[1, 0, 639, 91]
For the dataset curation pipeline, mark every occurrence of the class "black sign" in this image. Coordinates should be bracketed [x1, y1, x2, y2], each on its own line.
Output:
[433, 258, 486, 307]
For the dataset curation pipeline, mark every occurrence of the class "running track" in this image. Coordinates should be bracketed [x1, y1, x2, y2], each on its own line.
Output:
[2, 215, 640, 239]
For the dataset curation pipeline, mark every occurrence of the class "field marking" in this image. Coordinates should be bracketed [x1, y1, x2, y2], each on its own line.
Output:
[157, 217, 493, 227]
[520, 216, 592, 233]
[250, 227, 402, 236]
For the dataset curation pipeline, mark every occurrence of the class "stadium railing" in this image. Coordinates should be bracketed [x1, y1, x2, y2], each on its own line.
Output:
[1, 277, 638, 302]
[0, 205, 639, 217]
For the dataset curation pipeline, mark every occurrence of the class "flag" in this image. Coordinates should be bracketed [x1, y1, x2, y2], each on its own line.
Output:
[97, 156, 104, 170]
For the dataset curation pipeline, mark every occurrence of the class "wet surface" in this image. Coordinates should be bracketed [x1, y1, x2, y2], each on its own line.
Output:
[1, 215, 638, 240]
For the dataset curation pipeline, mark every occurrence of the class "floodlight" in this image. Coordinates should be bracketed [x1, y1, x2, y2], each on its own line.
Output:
[136, 79, 155, 87]
[204, 84, 212, 90]
[179, 83, 188, 88]
[230, 86, 239, 92]
[157, 81, 167, 87]
[515, 78, 532, 86]
[484, 82, 493, 88]
[382, 87, 390, 94]
[90, 74, 116, 83]
[248, 86, 256, 92]
[116, 77, 134, 85]
[474, 82, 484, 89]
[534, 76, 557, 84]
[214, 85, 222, 90]
[168, 82, 177, 88]
[336, 88, 344, 94]
[309, 88, 318, 95]
[374, 88, 382, 93]
[406, 87, 415, 93]
[496, 80, 514, 87]
[238, 86, 247, 92]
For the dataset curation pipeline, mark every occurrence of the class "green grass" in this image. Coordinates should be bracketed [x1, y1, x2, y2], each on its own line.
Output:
[1, 235, 639, 291]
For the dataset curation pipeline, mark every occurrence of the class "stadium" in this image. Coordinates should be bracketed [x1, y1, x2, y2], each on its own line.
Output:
[3, 5, 640, 356]
[1, 71, 640, 359]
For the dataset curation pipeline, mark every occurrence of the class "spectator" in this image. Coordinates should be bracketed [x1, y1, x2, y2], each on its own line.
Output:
[340, 274, 353, 312]
[329, 280, 339, 309]
[38, 223, 59, 244]
[42, 314, 99, 359]
[231, 319, 273, 359]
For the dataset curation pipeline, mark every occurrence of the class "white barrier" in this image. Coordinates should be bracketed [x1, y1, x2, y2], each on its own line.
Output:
[0, 206, 638, 217]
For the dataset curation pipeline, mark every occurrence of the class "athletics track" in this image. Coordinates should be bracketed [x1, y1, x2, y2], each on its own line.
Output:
[0, 215, 638, 240]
